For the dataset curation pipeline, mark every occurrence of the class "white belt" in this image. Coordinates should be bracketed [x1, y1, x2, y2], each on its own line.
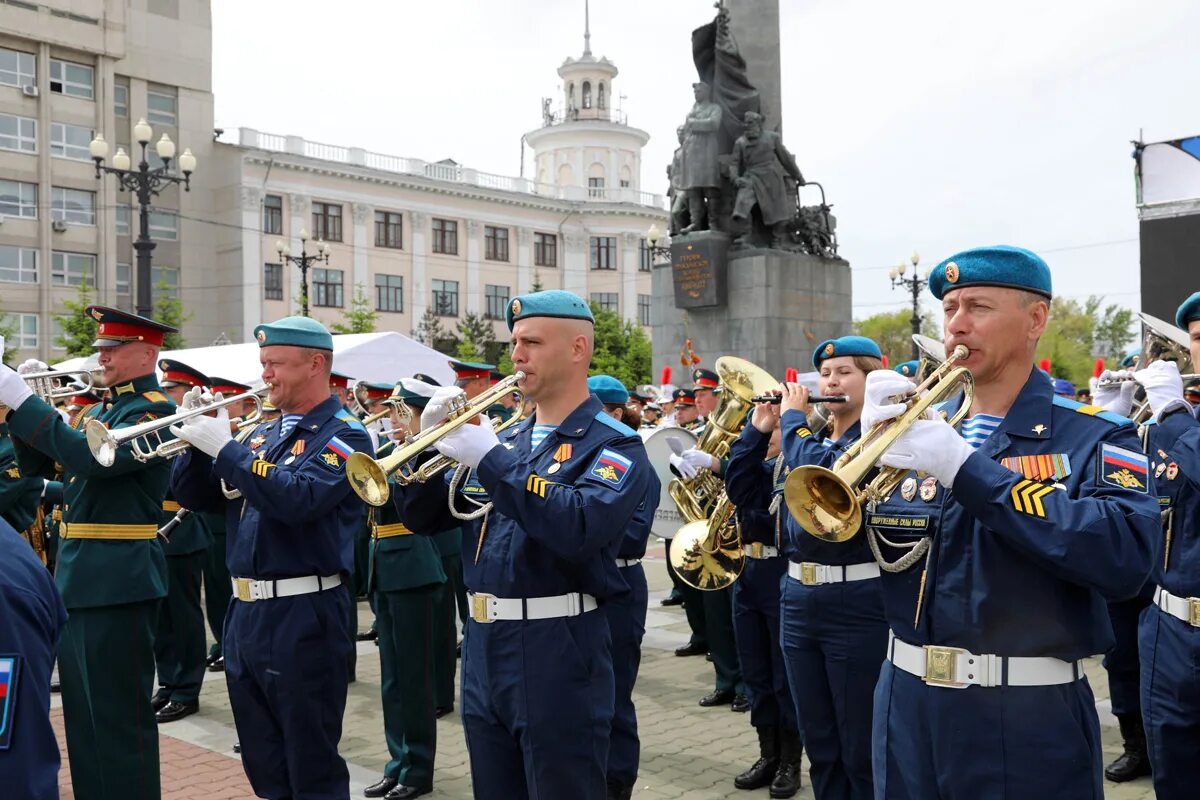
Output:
[744, 543, 780, 559]
[787, 560, 879, 586]
[616, 558, 642, 568]
[231, 573, 342, 603]
[887, 631, 1084, 689]
[468, 591, 599, 624]
[1154, 586, 1200, 627]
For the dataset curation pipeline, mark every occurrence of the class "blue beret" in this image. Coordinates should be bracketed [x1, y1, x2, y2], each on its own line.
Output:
[587, 374, 629, 405]
[1120, 348, 1139, 369]
[1176, 291, 1200, 330]
[812, 336, 883, 368]
[506, 290, 594, 331]
[927, 245, 1052, 301]
[894, 360, 920, 378]
[1052, 378, 1075, 397]
[254, 315, 333, 350]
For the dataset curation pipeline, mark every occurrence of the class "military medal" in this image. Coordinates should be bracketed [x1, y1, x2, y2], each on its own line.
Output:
[250, 434, 267, 450]
[1167, 463, 1179, 481]
[284, 456, 296, 465]
[548, 443, 572, 475]
[900, 477, 917, 502]
[1155, 462, 1167, 479]
[291, 440, 305, 456]
[999, 453, 1071, 482]
[919, 476, 938, 502]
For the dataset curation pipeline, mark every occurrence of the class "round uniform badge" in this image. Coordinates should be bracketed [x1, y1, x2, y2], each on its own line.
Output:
[900, 476, 917, 501]
[256, 330, 266, 343]
[547, 462, 561, 475]
[919, 476, 938, 502]
[945, 262, 960, 283]
[1167, 462, 1179, 481]
[824, 343, 835, 358]
[511, 299, 522, 316]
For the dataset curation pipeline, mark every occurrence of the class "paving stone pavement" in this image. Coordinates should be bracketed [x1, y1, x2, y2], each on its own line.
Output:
[52, 543, 1156, 799]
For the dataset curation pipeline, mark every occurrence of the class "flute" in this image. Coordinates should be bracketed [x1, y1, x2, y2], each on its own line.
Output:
[750, 394, 848, 404]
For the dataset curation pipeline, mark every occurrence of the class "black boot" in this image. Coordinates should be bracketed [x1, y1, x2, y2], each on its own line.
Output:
[734, 725, 779, 790]
[1105, 713, 1151, 782]
[606, 779, 633, 800]
[769, 728, 803, 798]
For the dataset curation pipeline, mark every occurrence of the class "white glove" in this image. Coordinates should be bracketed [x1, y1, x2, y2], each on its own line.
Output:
[1093, 370, 1136, 417]
[179, 386, 216, 412]
[879, 418, 975, 487]
[861, 370, 917, 432]
[0, 367, 33, 411]
[1136, 360, 1188, 420]
[670, 448, 717, 479]
[17, 358, 47, 376]
[170, 406, 232, 458]
[434, 418, 500, 469]
[421, 386, 465, 430]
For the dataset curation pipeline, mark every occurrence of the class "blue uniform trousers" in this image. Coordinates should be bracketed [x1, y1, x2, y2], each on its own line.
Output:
[202, 531, 230, 659]
[225, 586, 353, 800]
[154, 551, 208, 703]
[604, 563, 648, 787]
[1139, 605, 1200, 800]
[731, 557, 795, 731]
[461, 609, 614, 800]
[873, 661, 1103, 800]
[1103, 586, 1153, 717]
[780, 577, 885, 800]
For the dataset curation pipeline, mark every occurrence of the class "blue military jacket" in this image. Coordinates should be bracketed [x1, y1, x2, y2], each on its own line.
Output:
[868, 367, 1159, 661]
[617, 469, 659, 561]
[400, 395, 652, 602]
[1144, 405, 1200, 599]
[724, 426, 786, 547]
[171, 396, 373, 580]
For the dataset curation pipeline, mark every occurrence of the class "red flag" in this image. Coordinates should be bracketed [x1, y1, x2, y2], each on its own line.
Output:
[1093, 358, 1105, 378]
[661, 366, 672, 385]
[1039, 358, 1051, 373]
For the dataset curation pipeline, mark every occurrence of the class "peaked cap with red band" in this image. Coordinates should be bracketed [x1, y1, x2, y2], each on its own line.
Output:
[88, 305, 178, 348]
[158, 359, 210, 389]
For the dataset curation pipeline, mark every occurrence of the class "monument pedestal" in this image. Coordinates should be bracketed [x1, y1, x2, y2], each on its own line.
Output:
[651, 248, 852, 380]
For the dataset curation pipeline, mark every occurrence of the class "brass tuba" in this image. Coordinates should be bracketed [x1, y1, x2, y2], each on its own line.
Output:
[667, 356, 777, 591]
[784, 345, 975, 543]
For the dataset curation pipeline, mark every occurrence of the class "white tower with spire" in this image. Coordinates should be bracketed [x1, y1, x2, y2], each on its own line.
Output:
[525, 1, 651, 201]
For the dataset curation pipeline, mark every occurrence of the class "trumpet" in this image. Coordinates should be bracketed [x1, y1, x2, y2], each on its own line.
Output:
[345, 372, 525, 507]
[749, 394, 847, 404]
[85, 389, 266, 466]
[783, 345, 975, 543]
[1, 369, 104, 411]
[360, 394, 414, 428]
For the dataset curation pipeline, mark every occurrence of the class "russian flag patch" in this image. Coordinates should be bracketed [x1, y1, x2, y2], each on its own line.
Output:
[320, 436, 353, 471]
[0, 655, 20, 750]
[1098, 443, 1149, 493]
[587, 447, 633, 489]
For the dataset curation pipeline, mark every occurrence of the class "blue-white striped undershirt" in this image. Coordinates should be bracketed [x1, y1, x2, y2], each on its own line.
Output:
[529, 424, 556, 450]
[278, 413, 304, 438]
[961, 413, 1004, 449]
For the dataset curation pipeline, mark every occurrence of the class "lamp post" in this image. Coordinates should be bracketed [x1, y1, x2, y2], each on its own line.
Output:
[645, 223, 671, 261]
[90, 120, 196, 318]
[275, 229, 330, 317]
[888, 251, 931, 362]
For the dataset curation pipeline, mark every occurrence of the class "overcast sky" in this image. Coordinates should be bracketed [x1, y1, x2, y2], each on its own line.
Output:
[211, 0, 1200, 323]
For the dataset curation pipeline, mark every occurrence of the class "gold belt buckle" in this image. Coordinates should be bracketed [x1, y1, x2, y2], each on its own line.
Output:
[234, 578, 253, 603]
[748, 542, 764, 559]
[471, 594, 493, 624]
[923, 645, 967, 687]
[1189, 598, 1200, 627]
[800, 562, 818, 585]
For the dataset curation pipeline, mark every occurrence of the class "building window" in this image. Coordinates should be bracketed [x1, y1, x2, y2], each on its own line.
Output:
[582, 81, 592, 109]
[484, 226, 509, 261]
[598, 82, 607, 110]
[590, 236, 616, 270]
[485, 284, 510, 319]
[0, 180, 37, 219]
[115, 204, 130, 236]
[148, 209, 178, 240]
[51, 251, 96, 286]
[51, 187, 96, 226]
[375, 211, 402, 249]
[0, 245, 38, 283]
[432, 218, 458, 255]
[50, 122, 93, 161]
[375, 273, 403, 312]
[0, 47, 36, 89]
[639, 238, 652, 272]
[620, 179, 630, 188]
[312, 267, 344, 308]
[113, 82, 128, 117]
[638, 294, 651, 326]
[311, 201, 343, 243]
[10, 314, 38, 349]
[588, 177, 605, 199]
[49, 57, 94, 99]
[264, 262, 283, 301]
[116, 262, 132, 310]
[590, 292, 618, 313]
[151, 265, 179, 299]
[431, 278, 459, 317]
[146, 86, 177, 125]
[534, 232, 557, 267]
[0, 113, 37, 153]
[262, 194, 282, 235]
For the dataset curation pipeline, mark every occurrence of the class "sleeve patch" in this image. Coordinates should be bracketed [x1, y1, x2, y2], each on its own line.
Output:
[1098, 443, 1149, 493]
[586, 447, 633, 489]
[250, 459, 277, 478]
[1010, 479, 1055, 517]
[796, 428, 813, 439]
[0, 655, 21, 750]
[526, 473, 549, 498]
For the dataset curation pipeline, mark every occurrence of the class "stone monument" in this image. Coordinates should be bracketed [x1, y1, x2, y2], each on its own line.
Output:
[651, 0, 851, 380]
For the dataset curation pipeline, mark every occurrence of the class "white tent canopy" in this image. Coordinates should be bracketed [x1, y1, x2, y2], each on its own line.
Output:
[51, 331, 456, 387]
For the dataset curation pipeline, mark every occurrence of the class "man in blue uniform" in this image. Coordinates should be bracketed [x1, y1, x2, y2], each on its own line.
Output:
[397, 290, 651, 800]
[169, 316, 373, 800]
[0, 515, 68, 798]
[861, 246, 1159, 799]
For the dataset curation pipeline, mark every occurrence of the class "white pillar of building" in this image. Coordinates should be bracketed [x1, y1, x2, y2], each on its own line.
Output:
[410, 211, 428, 322]
[621, 232, 639, 323]
[288, 193, 310, 311]
[352, 203, 371, 295]
[516, 227, 533, 296]
[239, 185, 264, 341]
[465, 219, 482, 315]
[562, 230, 588, 298]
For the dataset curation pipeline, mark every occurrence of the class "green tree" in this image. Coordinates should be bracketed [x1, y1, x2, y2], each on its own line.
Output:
[531, 270, 544, 293]
[331, 284, 379, 334]
[53, 277, 100, 358]
[588, 302, 652, 387]
[153, 281, 191, 350]
[1037, 296, 1136, 389]
[0, 311, 18, 366]
[853, 307, 936, 366]
[412, 306, 459, 356]
[455, 312, 497, 362]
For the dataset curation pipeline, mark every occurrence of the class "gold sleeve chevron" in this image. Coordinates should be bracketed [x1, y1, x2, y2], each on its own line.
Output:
[526, 473, 549, 498]
[1010, 479, 1054, 518]
[251, 459, 276, 479]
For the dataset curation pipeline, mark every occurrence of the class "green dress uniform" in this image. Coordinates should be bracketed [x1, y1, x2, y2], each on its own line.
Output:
[154, 492, 212, 711]
[7, 372, 174, 800]
[431, 525, 465, 710]
[0, 421, 45, 552]
[200, 509, 231, 663]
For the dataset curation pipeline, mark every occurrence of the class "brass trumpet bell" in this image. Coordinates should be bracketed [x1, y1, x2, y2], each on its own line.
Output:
[669, 504, 744, 591]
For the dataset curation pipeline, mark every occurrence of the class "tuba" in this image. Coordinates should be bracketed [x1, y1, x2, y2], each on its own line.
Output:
[784, 345, 975, 543]
[667, 356, 777, 591]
